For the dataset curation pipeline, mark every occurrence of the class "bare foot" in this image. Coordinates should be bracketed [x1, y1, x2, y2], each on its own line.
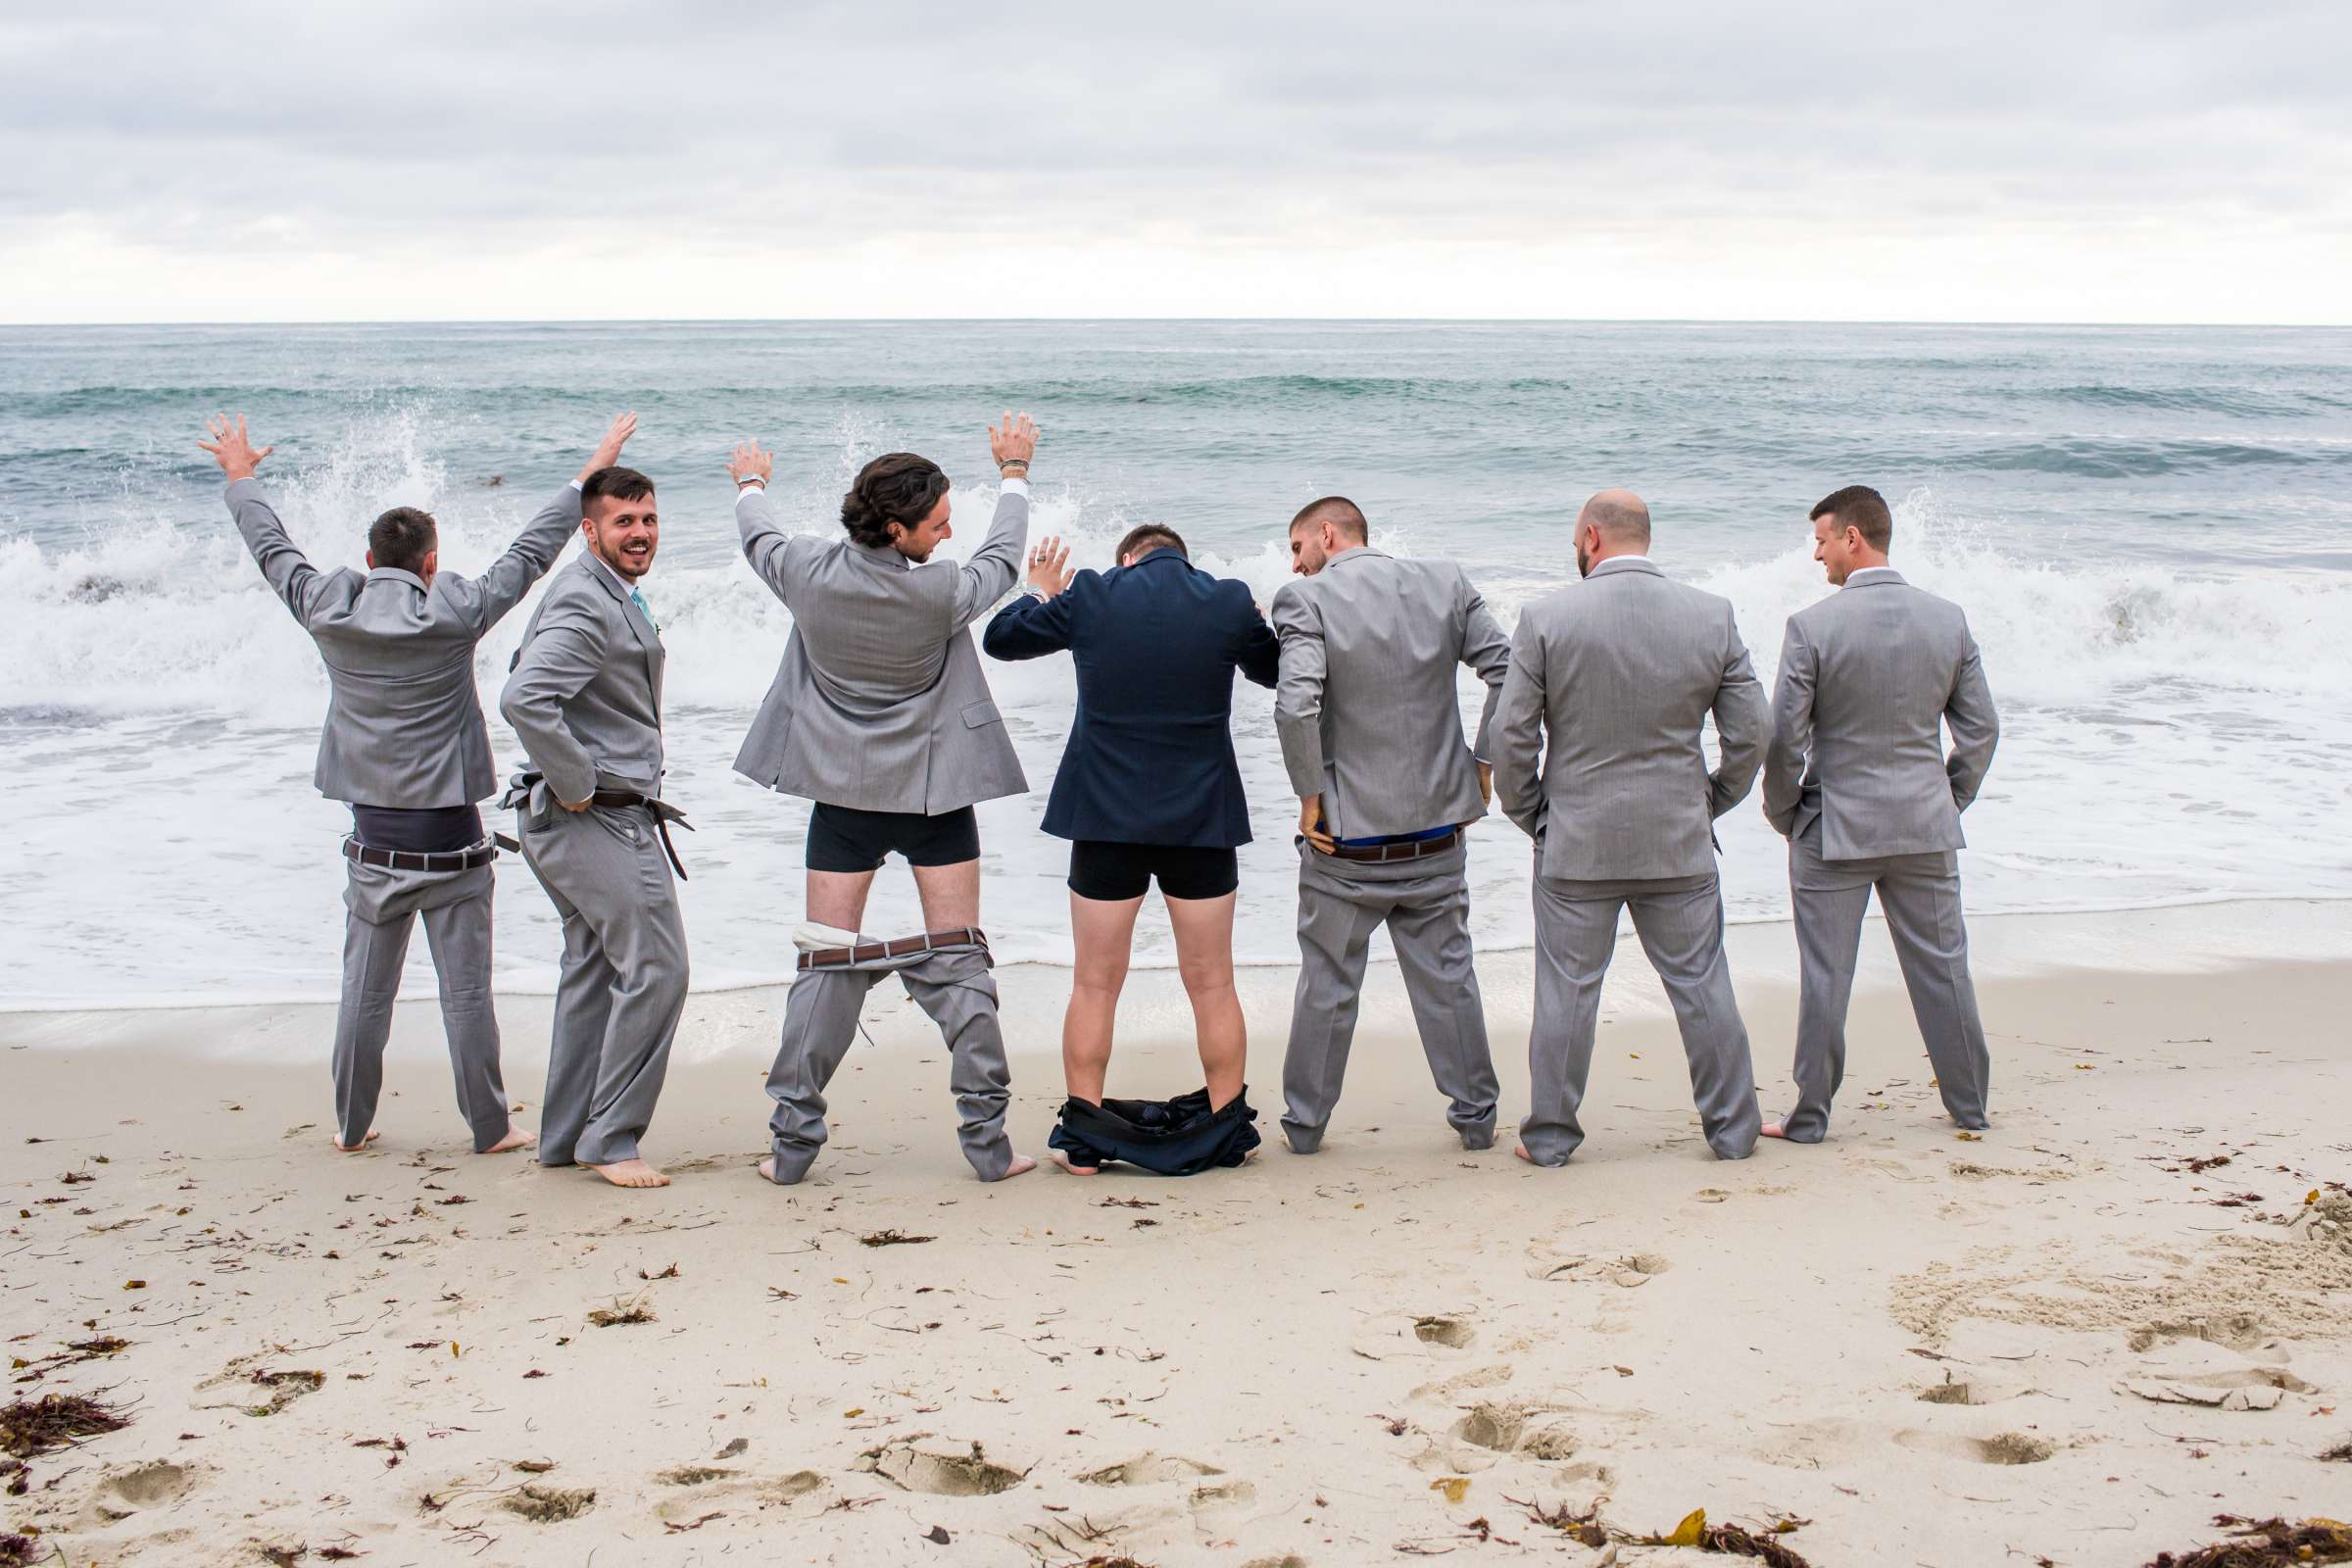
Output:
[757, 1155, 779, 1184]
[1760, 1120, 1788, 1140]
[994, 1153, 1038, 1181]
[333, 1130, 380, 1153]
[1513, 1142, 1536, 1165]
[1050, 1151, 1100, 1176]
[479, 1126, 536, 1154]
[588, 1157, 670, 1189]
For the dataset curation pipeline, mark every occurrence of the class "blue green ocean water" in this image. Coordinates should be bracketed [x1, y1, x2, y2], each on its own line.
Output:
[6, 320, 2349, 1004]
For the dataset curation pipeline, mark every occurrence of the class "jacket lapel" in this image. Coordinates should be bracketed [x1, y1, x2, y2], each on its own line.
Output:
[579, 556, 663, 717]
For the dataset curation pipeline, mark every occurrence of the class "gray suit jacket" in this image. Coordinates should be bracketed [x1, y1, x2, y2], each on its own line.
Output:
[1271, 548, 1511, 838]
[227, 477, 578, 808]
[731, 483, 1028, 814]
[1761, 566, 1999, 858]
[1494, 556, 1770, 881]
[499, 553, 667, 807]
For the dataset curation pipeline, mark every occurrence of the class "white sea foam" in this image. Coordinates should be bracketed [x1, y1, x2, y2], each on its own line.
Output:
[7, 421, 2350, 1009]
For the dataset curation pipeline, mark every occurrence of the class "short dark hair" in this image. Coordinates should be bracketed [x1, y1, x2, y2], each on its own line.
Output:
[582, 466, 655, 508]
[843, 453, 950, 550]
[1290, 496, 1367, 542]
[1810, 484, 1892, 551]
[368, 506, 437, 573]
[1116, 523, 1187, 564]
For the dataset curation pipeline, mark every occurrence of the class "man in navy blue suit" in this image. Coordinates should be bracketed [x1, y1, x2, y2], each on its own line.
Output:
[984, 524, 1280, 1173]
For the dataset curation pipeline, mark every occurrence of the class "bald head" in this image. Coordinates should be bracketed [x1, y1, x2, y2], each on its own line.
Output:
[1570, 488, 1650, 577]
[1579, 489, 1651, 548]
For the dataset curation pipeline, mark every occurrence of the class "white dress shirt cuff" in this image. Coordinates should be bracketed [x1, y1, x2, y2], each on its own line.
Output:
[568, 479, 584, 492]
[734, 481, 766, 502]
[1000, 476, 1029, 497]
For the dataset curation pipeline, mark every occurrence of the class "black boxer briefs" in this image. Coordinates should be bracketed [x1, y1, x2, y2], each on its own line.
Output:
[805, 802, 982, 871]
[1066, 840, 1240, 902]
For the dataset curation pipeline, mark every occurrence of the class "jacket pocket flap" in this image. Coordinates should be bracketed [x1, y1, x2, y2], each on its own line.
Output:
[961, 700, 1004, 729]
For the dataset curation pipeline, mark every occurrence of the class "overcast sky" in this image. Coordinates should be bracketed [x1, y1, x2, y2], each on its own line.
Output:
[6, 1, 2348, 323]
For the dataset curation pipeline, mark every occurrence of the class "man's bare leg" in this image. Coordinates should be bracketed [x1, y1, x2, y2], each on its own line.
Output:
[589, 1157, 669, 1188]
[806, 867, 880, 931]
[333, 1130, 380, 1152]
[1055, 891, 1145, 1174]
[480, 1126, 537, 1154]
[1167, 892, 1246, 1112]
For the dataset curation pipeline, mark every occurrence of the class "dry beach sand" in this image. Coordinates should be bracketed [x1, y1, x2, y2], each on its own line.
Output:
[4, 902, 2349, 1567]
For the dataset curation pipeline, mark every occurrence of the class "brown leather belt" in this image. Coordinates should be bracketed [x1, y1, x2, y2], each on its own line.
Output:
[797, 926, 989, 971]
[344, 839, 497, 873]
[588, 789, 693, 881]
[1318, 827, 1464, 863]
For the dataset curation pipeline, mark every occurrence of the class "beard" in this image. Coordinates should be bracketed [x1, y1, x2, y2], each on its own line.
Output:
[1575, 537, 1593, 578]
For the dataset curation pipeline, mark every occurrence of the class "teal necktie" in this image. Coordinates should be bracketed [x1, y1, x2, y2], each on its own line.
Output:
[629, 585, 658, 633]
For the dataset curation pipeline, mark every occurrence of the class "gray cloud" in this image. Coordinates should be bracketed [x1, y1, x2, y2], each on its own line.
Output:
[3, 1, 2347, 319]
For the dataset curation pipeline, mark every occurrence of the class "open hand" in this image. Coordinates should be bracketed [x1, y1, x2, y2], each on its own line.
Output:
[1298, 795, 1337, 855]
[1025, 536, 1075, 597]
[198, 414, 272, 480]
[586, 412, 637, 473]
[990, 411, 1039, 469]
[727, 439, 773, 488]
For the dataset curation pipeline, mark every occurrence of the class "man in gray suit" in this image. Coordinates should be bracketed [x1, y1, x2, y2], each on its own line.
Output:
[200, 411, 633, 1156]
[1494, 489, 1769, 1164]
[500, 454, 686, 1190]
[1761, 484, 1999, 1141]
[724, 415, 1041, 1186]
[1272, 496, 1509, 1153]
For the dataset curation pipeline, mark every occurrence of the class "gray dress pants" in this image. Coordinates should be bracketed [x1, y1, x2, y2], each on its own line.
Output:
[1521, 872, 1761, 1164]
[763, 939, 1013, 1184]
[1780, 821, 1990, 1140]
[335, 857, 511, 1152]
[1282, 839, 1499, 1152]
[516, 803, 688, 1168]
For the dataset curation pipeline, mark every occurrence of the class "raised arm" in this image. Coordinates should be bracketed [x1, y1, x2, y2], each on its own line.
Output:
[499, 597, 612, 808]
[953, 413, 1039, 630]
[201, 414, 330, 627]
[463, 413, 633, 630]
[980, 536, 1078, 661]
[1709, 608, 1770, 817]
[1760, 618, 1815, 837]
[725, 438, 802, 598]
[1457, 568, 1511, 790]
[1943, 618, 2000, 811]
[1493, 617, 1549, 841]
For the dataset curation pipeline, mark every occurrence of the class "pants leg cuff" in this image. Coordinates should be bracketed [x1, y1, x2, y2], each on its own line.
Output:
[1280, 1121, 1324, 1154]
[1457, 1121, 1496, 1152]
[766, 1144, 819, 1185]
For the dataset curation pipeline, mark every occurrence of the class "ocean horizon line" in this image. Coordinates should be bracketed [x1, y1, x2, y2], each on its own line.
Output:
[7, 316, 2352, 332]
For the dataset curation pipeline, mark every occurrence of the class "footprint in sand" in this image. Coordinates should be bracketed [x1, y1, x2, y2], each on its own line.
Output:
[1348, 1313, 1479, 1361]
[1188, 1477, 1258, 1516]
[2127, 1316, 2277, 1356]
[1892, 1429, 2055, 1465]
[1081, 1453, 1226, 1487]
[1413, 1315, 1476, 1348]
[1916, 1374, 2034, 1406]
[651, 1465, 824, 1525]
[1527, 1249, 1673, 1288]
[859, 1440, 1026, 1495]
[75, 1460, 206, 1527]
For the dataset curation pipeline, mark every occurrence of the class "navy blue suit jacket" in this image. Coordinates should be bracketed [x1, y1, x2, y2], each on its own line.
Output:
[983, 550, 1280, 848]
